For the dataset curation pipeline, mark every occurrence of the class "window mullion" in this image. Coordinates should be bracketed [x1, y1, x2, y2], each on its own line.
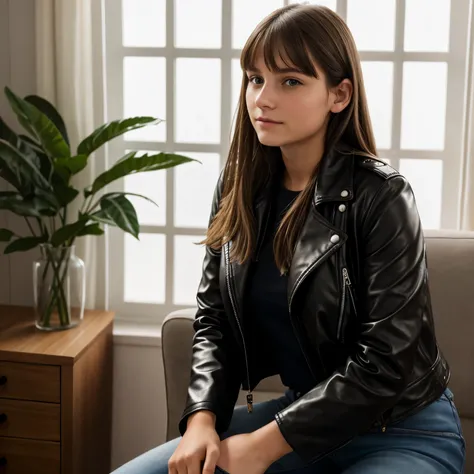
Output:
[165, 0, 175, 306]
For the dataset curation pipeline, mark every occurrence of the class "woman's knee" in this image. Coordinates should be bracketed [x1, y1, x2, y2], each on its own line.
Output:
[111, 437, 181, 474]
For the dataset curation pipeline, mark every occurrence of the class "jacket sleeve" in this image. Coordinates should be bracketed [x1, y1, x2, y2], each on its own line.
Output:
[274, 175, 427, 463]
[178, 172, 241, 436]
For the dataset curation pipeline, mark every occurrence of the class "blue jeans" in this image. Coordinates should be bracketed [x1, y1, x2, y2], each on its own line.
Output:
[111, 388, 465, 474]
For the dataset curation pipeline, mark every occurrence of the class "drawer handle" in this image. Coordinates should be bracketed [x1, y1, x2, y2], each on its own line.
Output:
[0, 414, 6, 424]
[0, 376, 6, 386]
[0, 457, 6, 466]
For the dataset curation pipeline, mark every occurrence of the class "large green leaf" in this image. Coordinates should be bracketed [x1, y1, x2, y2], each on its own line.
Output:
[100, 194, 139, 238]
[34, 188, 62, 212]
[55, 154, 88, 177]
[4, 87, 70, 159]
[0, 192, 56, 217]
[16, 134, 54, 183]
[100, 191, 159, 208]
[50, 220, 89, 247]
[0, 229, 14, 242]
[89, 152, 196, 197]
[3, 90, 37, 138]
[49, 180, 79, 208]
[25, 94, 70, 147]
[0, 118, 42, 194]
[4, 236, 47, 254]
[89, 211, 116, 227]
[0, 122, 40, 170]
[77, 223, 104, 237]
[77, 117, 163, 156]
[0, 139, 52, 193]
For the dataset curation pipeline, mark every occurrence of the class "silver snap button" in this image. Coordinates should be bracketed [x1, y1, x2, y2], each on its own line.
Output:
[338, 204, 346, 212]
[340, 190, 349, 198]
[330, 234, 340, 244]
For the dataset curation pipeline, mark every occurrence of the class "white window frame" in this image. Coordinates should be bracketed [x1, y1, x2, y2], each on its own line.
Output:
[101, 0, 472, 324]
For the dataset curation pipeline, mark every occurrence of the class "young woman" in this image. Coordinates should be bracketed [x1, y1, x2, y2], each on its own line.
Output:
[112, 4, 465, 474]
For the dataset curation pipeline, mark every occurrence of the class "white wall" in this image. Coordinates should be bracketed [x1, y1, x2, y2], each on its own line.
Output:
[0, 0, 38, 307]
[0, 1, 169, 470]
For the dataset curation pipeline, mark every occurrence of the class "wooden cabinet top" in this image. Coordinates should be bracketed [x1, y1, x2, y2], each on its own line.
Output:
[0, 305, 115, 365]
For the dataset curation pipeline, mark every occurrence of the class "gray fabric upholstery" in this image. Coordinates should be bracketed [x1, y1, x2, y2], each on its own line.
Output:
[161, 230, 474, 471]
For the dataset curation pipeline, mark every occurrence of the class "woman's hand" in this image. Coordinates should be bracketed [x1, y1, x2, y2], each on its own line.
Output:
[217, 421, 293, 474]
[168, 411, 221, 474]
[217, 433, 270, 474]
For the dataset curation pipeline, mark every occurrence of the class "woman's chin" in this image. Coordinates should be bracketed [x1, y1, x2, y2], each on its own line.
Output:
[255, 132, 288, 147]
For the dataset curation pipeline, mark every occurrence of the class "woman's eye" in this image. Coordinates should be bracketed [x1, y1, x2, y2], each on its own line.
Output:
[249, 76, 263, 85]
[285, 79, 302, 87]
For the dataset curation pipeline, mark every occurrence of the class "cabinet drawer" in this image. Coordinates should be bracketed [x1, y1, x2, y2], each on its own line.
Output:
[0, 437, 60, 474]
[0, 399, 60, 441]
[0, 362, 60, 403]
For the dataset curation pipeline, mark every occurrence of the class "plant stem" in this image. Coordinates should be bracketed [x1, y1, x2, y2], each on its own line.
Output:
[24, 217, 37, 237]
[85, 197, 100, 214]
[39, 247, 71, 328]
[35, 217, 47, 239]
[79, 194, 93, 215]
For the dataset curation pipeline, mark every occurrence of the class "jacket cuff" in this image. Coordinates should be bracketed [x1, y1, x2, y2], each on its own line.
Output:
[178, 402, 232, 437]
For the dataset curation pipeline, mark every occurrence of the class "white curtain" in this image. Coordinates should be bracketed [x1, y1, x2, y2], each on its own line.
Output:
[460, 146, 474, 231]
[461, 20, 474, 232]
[35, 0, 106, 309]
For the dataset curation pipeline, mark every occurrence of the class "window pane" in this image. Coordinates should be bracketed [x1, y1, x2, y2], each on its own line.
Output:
[124, 57, 166, 142]
[175, 0, 222, 48]
[124, 150, 166, 226]
[122, 0, 166, 47]
[289, 0, 336, 10]
[124, 233, 166, 303]
[173, 235, 206, 305]
[401, 62, 447, 150]
[232, 0, 284, 49]
[404, 0, 450, 52]
[361, 62, 393, 149]
[174, 152, 221, 228]
[347, 0, 396, 51]
[175, 59, 221, 143]
[399, 159, 442, 229]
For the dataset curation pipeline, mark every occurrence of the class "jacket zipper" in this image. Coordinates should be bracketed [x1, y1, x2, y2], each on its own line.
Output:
[225, 244, 253, 413]
[344, 267, 357, 319]
[337, 270, 348, 343]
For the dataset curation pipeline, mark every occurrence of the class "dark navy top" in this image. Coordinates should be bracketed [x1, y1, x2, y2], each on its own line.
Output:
[244, 183, 315, 394]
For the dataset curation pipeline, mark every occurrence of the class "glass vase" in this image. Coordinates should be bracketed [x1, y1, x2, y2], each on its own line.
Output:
[33, 243, 85, 331]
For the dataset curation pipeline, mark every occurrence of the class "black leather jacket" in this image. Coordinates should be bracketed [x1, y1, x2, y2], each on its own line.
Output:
[178, 146, 450, 464]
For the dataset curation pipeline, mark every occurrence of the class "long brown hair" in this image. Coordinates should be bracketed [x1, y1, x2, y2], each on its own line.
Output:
[202, 3, 377, 274]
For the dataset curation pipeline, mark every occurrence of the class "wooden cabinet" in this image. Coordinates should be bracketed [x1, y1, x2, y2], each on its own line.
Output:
[0, 305, 114, 474]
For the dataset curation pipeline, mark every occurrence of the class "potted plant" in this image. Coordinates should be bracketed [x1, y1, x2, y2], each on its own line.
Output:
[0, 87, 196, 331]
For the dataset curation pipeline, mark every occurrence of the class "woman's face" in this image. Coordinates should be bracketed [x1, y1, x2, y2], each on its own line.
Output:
[245, 53, 349, 148]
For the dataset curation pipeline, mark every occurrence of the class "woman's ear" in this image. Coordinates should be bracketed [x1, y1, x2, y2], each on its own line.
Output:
[330, 79, 353, 114]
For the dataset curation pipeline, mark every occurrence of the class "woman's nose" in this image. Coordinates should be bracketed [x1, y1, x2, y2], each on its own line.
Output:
[255, 86, 276, 109]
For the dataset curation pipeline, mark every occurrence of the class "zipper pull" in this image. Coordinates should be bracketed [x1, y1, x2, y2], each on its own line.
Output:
[382, 425, 387, 433]
[342, 267, 352, 286]
[246, 392, 253, 413]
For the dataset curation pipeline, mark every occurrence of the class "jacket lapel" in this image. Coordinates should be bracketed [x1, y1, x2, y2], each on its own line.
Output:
[287, 146, 355, 306]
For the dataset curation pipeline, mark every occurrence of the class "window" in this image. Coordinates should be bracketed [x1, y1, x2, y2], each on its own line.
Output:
[103, 0, 471, 322]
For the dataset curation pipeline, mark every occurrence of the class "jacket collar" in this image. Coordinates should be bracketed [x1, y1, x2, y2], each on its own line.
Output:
[313, 143, 355, 205]
[255, 143, 355, 208]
